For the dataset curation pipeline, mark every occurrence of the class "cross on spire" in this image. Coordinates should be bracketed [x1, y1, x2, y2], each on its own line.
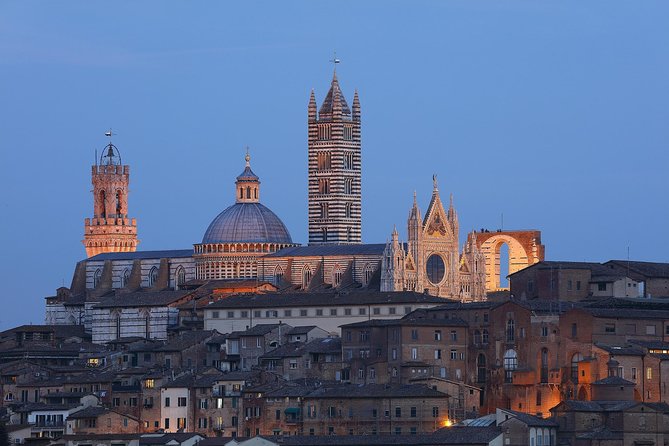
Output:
[329, 51, 340, 73]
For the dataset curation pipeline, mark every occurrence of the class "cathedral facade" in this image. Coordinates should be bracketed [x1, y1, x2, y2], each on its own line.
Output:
[380, 178, 487, 301]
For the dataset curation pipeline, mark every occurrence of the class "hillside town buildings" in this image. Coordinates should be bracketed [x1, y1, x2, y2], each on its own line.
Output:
[4, 68, 669, 446]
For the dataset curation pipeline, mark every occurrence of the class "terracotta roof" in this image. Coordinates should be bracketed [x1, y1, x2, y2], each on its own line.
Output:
[267, 244, 385, 258]
[207, 291, 447, 310]
[498, 409, 557, 427]
[286, 325, 319, 335]
[95, 290, 190, 308]
[594, 343, 645, 356]
[68, 406, 110, 419]
[606, 260, 669, 279]
[87, 250, 193, 261]
[308, 383, 446, 399]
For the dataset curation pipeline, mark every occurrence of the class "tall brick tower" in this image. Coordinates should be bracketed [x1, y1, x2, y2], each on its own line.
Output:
[82, 139, 138, 257]
[308, 69, 361, 245]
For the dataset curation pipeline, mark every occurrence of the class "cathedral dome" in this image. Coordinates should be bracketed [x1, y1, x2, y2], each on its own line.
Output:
[202, 203, 293, 244]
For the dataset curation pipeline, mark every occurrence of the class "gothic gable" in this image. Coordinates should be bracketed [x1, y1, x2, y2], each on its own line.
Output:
[459, 255, 470, 273]
[422, 194, 452, 239]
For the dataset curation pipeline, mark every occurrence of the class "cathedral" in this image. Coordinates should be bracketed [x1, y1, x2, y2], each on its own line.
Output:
[45, 69, 542, 342]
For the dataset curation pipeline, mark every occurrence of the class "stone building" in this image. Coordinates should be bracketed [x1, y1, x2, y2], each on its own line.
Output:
[508, 260, 669, 301]
[203, 291, 447, 335]
[83, 141, 138, 257]
[340, 313, 469, 386]
[308, 71, 361, 245]
[380, 183, 487, 301]
[240, 382, 450, 437]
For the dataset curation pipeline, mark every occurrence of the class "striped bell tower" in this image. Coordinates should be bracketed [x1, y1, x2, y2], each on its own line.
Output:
[307, 69, 362, 245]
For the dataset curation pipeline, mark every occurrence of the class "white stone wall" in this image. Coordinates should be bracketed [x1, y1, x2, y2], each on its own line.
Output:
[204, 301, 442, 335]
[91, 306, 178, 343]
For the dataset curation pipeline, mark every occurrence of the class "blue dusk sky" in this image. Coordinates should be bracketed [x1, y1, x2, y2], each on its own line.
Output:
[0, 1, 667, 330]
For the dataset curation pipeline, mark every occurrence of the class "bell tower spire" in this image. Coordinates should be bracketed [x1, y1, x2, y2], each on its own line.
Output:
[83, 132, 139, 257]
[308, 58, 362, 245]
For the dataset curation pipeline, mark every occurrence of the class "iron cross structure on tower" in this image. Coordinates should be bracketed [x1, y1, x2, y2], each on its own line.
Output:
[307, 59, 362, 245]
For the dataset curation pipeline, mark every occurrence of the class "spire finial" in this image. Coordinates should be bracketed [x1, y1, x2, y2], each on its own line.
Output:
[329, 51, 340, 75]
[433, 174, 438, 190]
[413, 190, 417, 205]
[450, 193, 454, 208]
[245, 146, 250, 167]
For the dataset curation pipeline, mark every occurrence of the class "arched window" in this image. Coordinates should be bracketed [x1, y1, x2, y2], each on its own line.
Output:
[344, 178, 353, 195]
[112, 311, 122, 340]
[332, 266, 343, 287]
[176, 266, 186, 290]
[115, 190, 123, 216]
[477, 354, 487, 383]
[321, 203, 329, 219]
[148, 266, 158, 288]
[302, 266, 312, 289]
[482, 329, 489, 344]
[347, 227, 352, 242]
[93, 269, 102, 288]
[540, 348, 549, 383]
[345, 203, 352, 219]
[246, 186, 251, 199]
[121, 269, 130, 288]
[239, 188, 244, 199]
[319, 179, 329, 194]
[99, 190, 107, 218]
[322, 228, 328, 243]
[141, 310, 150, 339]
[318, 152, 331, 170]
[571, 353, 583, 382]
[474, 330, 482, 345]
[274, 266, 284, 286]
[344, 152, 353, 169]
[503, 349, 518, 383]
[363, 263, 374, 286]
[506, 319, 515, 342]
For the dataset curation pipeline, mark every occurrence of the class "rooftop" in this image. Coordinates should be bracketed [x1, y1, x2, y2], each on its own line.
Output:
[87, 250, 193, 261]
[207, 291, 447, 310]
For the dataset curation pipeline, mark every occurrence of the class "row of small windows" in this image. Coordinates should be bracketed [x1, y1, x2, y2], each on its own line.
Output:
[318, 202, 355, 219]
[210, 305, 411, 319]
[317, 178, 355, 194]
[316, 125, 355, 141]
[301, 264, 374, 287]
[238, 186, 258, 200]
[318, 227, 355, 243]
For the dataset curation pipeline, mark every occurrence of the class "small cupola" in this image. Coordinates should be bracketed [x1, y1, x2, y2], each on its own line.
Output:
[235, 149, 260, 203]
